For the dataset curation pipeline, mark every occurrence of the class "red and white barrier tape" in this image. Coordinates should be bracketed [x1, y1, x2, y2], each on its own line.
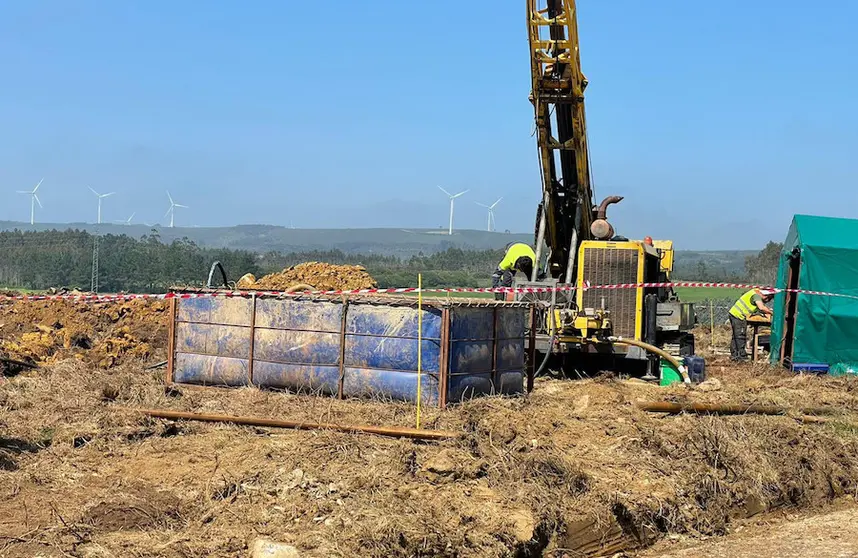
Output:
[1, 281, 857, 303]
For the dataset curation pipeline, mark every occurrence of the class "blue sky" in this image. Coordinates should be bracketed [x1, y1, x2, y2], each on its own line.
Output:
[1, 0, 856, 249]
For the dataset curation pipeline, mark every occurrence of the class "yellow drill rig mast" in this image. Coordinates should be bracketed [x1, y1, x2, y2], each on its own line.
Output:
[528, 0, 597, 282]
[521, 0, 696, 377]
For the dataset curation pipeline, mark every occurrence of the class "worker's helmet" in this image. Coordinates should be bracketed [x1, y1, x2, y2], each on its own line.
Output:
[759, 288, 777, 298]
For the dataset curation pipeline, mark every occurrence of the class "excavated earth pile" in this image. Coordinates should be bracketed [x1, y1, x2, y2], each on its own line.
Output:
[241, 262, 377, 292]
[3, 350, 858, 557]
[0, 299, 169, 371]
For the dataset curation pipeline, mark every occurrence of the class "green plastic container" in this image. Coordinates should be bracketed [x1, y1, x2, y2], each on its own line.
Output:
[659, 358, 682, 386]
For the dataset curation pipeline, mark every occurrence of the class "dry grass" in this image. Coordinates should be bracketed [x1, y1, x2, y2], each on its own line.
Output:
[3, 355, 858, 557]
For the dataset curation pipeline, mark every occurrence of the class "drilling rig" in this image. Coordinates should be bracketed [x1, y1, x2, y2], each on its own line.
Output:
[520, 0, 696, 378]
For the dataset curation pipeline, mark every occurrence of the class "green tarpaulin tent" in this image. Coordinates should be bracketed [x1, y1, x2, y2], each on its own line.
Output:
[770, 215, 858, 373]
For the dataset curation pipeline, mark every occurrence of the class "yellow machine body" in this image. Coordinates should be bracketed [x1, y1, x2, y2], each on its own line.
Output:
[546, 307, 609, 338]
[575, 240, 654, 342]
[651, 240, 675, 277]
[520, 2, 696, 367]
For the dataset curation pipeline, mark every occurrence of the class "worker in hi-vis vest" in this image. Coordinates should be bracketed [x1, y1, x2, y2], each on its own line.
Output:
[728, 288, 775, 361]
[491, 242, 536, 300]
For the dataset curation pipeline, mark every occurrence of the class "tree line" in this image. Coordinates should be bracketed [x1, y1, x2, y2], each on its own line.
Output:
[0, 230, 259, 293]
[0, 229, 783, 292]
[0, 230, 503, 291]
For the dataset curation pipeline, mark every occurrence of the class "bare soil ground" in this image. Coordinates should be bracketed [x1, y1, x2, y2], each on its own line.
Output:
[2, 301, 858, 557]
[639, 501, 858, 557]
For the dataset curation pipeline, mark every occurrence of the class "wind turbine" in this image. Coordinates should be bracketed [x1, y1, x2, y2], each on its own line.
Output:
[476, 197, 503, 232]
[114, 213, 135, 225]
[16, 178, 43, 225]
[88, 187, 115, 224]
[164, 191, 188, 228]
[438, 186, 468, 235]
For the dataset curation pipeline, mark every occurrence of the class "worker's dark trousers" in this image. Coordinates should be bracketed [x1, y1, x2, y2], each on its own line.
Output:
[492, 270, 514, 301]
[729, 315, 748, 361]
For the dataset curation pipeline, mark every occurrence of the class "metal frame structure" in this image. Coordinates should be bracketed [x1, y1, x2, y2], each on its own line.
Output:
[527, 0, 594, 282]
[166, 292, 534, 408]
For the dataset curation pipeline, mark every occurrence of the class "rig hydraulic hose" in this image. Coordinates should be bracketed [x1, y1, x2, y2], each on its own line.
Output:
[606, 336, 690, 384]
[534, 299, 557, 378]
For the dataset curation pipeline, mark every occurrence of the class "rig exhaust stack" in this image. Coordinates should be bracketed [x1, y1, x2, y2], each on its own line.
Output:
[590, 195, 624, 240]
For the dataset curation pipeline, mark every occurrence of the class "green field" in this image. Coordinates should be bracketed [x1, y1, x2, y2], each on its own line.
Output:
[404, 286, 741, 303]
[404, 290, 494, 299]
[0, 286, 41, 294]
[674, 286, 742, 302]
[1, 283, 737, 302]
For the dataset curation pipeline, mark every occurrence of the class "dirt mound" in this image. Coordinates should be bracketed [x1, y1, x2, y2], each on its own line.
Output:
[2, 358, 858, 557]
[249, 262, 377, 292]
[0, 299, 169, 369]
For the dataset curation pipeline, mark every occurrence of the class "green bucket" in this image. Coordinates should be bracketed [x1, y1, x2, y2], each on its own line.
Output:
[659, 358, 682, 386]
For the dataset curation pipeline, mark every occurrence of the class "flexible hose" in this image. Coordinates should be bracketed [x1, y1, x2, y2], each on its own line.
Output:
[606, 336, 690, 383]
[534, 299, 557, 377]
[534, 331, 556, 377]
[532, 312, 690, 383]
[284, 283, 315, 294]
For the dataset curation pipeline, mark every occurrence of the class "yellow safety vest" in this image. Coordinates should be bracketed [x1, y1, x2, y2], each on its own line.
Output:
[498, 243, 536, 272]
[729, 289, 761, 320]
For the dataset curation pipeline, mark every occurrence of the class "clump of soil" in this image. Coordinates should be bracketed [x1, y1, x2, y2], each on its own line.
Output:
[0, 299, 168, 369]
[83, 487, 182, 531]
[248, 262, 377, 292]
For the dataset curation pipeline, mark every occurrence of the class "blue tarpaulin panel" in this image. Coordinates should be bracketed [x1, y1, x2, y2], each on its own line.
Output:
[170, 295, 527, 405]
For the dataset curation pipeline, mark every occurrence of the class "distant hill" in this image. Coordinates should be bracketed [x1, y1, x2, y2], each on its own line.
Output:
[0, 221, 755, 273]
[671, 250, 754, 280]
[0, 221, 532, 257]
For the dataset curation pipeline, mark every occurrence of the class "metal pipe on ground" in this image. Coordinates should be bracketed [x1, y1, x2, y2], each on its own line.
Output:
[636, 401, 841, 417]
[128, 408, 458, 441]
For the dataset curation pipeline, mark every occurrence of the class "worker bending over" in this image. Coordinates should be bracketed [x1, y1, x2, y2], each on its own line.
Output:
[491, 243, 536, 299]
[728, 288, 775, 361]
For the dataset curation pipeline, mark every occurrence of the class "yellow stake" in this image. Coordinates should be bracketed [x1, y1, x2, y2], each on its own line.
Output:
[416, 273, 422, 429]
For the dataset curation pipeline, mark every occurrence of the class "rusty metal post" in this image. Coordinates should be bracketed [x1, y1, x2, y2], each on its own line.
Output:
[635, 401, 839, 416]
[166, 297, 178, 385]
[439, 307, 451, 408]
[491, 306, 499, 394]
[337, 296, 349, 399]
[527, 305, 536, 393]
[248, 294, 257, 386]
[132, 408, 458, 441]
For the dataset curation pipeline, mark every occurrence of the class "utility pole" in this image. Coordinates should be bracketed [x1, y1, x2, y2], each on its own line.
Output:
[91, 231, 100, 293]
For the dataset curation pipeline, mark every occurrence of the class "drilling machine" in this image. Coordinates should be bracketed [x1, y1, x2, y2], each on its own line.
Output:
[519, 0, 696, 379]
